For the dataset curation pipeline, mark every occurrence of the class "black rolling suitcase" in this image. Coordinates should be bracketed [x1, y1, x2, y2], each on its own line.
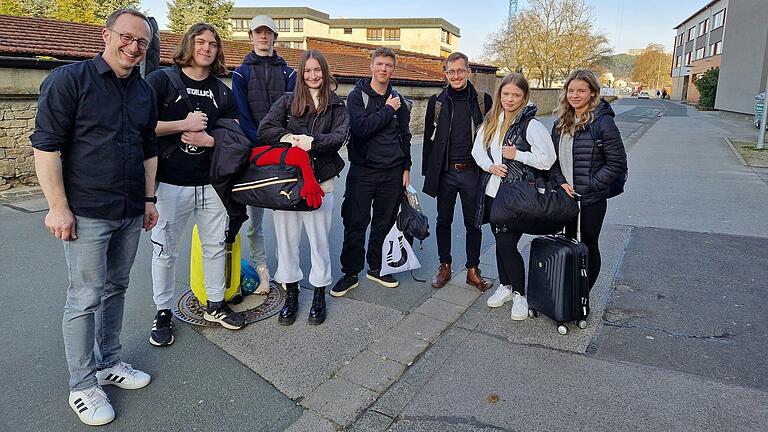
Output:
[527, 199, 589, 335]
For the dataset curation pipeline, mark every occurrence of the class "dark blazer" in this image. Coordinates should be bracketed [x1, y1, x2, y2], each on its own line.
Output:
[422, 81, 492, 197]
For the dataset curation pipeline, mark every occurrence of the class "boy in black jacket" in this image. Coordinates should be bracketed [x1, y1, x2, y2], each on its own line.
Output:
[331, 48, 412, 296]
[422, 52, 493, 291]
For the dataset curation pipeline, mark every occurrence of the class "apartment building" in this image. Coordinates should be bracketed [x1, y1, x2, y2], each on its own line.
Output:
[671, 0, 768, 115]
[228, 6, 460, 57]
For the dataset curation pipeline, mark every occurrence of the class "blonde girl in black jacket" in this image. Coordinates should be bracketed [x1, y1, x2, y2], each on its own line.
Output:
[550, 69, 628, 289]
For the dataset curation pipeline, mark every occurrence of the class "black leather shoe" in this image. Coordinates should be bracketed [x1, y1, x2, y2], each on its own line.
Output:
[278, 282, 300, 326]
[308, 286, 326, 326]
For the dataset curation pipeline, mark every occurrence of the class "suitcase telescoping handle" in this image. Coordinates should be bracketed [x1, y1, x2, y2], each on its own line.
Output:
[575, 193, 582, 243]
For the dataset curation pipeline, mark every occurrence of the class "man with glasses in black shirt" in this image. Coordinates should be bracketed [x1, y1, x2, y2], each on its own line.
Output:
[31, 8, 157, 427]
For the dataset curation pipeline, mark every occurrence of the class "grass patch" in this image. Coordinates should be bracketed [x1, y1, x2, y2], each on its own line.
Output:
[729, 138, 768, 167]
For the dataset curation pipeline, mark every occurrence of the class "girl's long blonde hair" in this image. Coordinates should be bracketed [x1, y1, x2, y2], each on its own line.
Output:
[482, 73, 530, 148]
[554, 69, 601, 136]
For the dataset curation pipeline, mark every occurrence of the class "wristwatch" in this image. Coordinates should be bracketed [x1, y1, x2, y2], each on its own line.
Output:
[145, 196, 158, 203]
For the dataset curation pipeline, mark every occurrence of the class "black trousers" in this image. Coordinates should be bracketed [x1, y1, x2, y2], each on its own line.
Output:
[486, 195, 526, 294]
[340, 165, 403, 275]
[435, 168, 482, 268]
[565, 199, 607, 289]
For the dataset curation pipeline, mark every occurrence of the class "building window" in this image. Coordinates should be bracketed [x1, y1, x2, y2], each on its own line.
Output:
[709, 41, 722, 56]
[676, 55, 682, 67]
[677, 34, 684, 46]
[367, 28, 382, 41]
[293, 41, 303, 49]
[275, 19, 290, 32]
[232, 18, 248, 31]
[698, 19, 708, 35]
[276, 41, 291, 48]
[344, 28, 352, 34]
[685, 52, 692, 65]
[384, 28, 400, 41]
[294, 18, 303, 32]
[441, 29, 451, 43]
[713, 9, 726, 29]
[687, 27, 695, 41]
[695, 47, 705, 60]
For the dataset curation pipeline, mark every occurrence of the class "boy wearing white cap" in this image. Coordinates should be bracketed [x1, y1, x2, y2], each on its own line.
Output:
[232, 15, 296, 291]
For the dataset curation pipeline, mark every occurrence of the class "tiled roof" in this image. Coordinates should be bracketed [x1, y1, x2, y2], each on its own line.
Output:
[0, 14, 444, 83]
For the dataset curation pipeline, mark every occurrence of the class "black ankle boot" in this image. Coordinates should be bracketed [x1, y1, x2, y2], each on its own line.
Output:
[278, 283, 299, 326]
[308, 286, 326, 326]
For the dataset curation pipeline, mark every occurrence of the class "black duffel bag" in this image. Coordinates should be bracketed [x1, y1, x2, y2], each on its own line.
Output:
[490, 173, 578, 235]
[231, 147, 312, 211]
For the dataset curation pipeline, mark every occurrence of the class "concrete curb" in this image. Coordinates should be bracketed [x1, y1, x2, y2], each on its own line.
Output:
[723, 137, 750, 166]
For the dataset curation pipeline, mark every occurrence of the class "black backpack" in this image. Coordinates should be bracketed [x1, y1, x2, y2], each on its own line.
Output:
[587, 117, 628, 198]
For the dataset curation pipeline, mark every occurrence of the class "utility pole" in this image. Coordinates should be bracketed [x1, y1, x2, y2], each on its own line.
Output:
[758, 72, 768, 149]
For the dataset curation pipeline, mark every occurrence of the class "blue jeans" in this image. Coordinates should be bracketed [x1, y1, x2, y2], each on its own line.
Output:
[62, 215, 142, 391]
[246, 206, 266, 268]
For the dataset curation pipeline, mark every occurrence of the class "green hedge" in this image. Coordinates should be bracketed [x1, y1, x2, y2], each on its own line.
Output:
[695, 67, 719, 109]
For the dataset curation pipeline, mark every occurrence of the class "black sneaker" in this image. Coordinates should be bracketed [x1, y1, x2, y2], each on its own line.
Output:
[204, 301, 246, 330]
[330, 274, 359, 297]
[149, 309, 174, 347]
[366, 269, 399, 288]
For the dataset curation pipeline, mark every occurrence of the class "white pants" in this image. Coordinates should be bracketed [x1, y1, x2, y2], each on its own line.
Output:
[273, 193, 334, 288]
[151, 183, 228, 310]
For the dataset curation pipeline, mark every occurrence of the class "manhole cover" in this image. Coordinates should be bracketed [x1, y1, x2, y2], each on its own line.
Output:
[172, 282, 285, 327]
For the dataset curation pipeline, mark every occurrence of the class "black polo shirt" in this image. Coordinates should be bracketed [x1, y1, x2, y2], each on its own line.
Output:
[31, 54, 158, 220]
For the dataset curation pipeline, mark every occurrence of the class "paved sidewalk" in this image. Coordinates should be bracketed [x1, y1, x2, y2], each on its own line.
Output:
[2, 100, 766, 431]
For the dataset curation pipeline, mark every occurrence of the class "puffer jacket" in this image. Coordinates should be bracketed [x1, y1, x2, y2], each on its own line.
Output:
[258, 92, 349, 183]
[232, 51, 296, 146]
[550, 99, 628, 206]
[474, 103, 539, 228]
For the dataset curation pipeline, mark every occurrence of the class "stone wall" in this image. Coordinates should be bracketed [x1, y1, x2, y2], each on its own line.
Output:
[0, 100, 37, 191]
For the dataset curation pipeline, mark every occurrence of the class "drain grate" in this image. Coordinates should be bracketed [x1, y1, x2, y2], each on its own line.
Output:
[172, 282, 285, 327]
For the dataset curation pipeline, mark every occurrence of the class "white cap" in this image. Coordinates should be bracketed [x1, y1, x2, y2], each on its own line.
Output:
[250, 15, 278, 35]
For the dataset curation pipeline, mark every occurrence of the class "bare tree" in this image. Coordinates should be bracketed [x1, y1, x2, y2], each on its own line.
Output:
[483, 0, 611, 87]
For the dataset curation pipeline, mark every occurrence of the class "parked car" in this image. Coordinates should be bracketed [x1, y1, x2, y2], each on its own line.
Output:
[638, 91, 650, 99]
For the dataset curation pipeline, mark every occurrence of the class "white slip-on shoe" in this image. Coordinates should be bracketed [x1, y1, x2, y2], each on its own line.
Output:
[510, 291, 529, 321]
[487, 285, 513, 308]
[69, 385, 115, 426]
[96, 362, 151, 390]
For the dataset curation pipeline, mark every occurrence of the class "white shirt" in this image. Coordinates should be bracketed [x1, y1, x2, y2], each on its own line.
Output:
[471, 112, 556, 198]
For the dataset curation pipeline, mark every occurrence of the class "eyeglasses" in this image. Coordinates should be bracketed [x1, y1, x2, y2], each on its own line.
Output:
[109, 29, 150, 50]
[445, 69, 469, 77]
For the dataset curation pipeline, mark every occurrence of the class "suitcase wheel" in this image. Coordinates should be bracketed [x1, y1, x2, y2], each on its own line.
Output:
[557, 324, 568, 335]
[577, 320, 587, 329]
[528, 308, 539, 318]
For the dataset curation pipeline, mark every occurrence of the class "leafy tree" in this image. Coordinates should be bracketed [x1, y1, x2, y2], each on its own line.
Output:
[483, 0, 611, 87]
[20, 0, 54, 17]
[631, 44, 672, 90]
[694, 67, 719, 109]
[94, 1, 143, 24]
[167, 0, 233, 40]
[605, 53, 636, 80]
[51, 0, 98, 24]
[0, 0, 25, 15]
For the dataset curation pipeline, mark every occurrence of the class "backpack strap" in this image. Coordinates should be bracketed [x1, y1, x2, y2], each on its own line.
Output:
[161, 66, 195, 113]
[361, 92, 370, 110]
[215, 79, 229, 112]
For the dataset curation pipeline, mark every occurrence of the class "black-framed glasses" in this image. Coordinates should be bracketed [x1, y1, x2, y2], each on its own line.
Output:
[109, 29, 150, 50]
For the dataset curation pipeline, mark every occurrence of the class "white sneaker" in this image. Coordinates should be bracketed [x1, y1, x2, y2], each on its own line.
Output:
[510, 292, 529, 321]
[487, 285, 513, 308]
[69, 385, 115, 426]
[255, 265, 271, 295]
[96, 362, 151, 390]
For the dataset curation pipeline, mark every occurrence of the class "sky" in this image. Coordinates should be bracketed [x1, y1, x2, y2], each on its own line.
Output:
[141, 0, 707, 59]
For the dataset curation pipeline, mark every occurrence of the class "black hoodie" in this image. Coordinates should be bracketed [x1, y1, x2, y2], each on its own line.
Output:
[346, 78, 412, 170]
